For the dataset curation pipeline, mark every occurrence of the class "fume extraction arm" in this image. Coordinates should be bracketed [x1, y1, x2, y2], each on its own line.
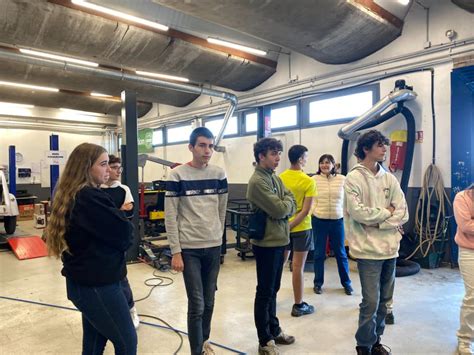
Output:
[338, 80, 417, 195]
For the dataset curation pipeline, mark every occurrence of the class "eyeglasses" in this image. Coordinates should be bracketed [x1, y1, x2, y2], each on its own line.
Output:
[109, 166, 123, 172]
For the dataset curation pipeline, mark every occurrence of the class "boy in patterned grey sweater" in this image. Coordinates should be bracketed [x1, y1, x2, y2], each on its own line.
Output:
[165, 127, 228, 355]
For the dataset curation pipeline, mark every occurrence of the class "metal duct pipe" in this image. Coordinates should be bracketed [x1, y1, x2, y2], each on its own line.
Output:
[340, 105, 416, 195]
[142, 37, 474, 128]
[0, 120, 110, 134]
[338, 88, 417, 140]
[214, 103, 236, 152]
[137, 154, 176, 168]
[0, 48, 238, 148]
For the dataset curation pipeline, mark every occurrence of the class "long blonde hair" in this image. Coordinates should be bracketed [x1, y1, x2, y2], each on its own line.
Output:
[45, 143, 107, 257]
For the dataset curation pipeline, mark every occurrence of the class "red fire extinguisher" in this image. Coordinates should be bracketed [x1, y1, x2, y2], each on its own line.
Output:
[389, 130, 407, 173]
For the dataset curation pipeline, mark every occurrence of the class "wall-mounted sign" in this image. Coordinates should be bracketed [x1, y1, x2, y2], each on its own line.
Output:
[138, 128, 154, 153]
[45, 150, 67, 165]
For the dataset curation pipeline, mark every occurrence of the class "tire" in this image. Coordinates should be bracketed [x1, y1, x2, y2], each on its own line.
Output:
[395, 258, 420, 277]
[4, 216, 17, 235]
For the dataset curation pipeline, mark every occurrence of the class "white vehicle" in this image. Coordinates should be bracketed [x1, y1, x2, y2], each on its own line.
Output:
[0, 170, 19, 235]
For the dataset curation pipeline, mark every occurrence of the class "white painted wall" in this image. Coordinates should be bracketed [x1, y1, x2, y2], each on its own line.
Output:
[0, 129, 105, 187]
[143, 63, 444, 187]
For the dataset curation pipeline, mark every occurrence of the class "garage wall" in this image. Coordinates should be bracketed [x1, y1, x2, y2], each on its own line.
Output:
[0, 129, 106, 188]
[147, 0, 473, 187]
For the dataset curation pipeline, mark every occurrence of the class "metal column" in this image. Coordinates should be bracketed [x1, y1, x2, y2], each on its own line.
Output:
[121, 90, 139, 261]
[8, 146, 16, 196]
[256, 107, 272, 140]
[49, 134, 59, 198]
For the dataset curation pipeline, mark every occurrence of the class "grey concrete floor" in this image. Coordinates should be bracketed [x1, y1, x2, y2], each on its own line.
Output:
[0, 221, 463, 354]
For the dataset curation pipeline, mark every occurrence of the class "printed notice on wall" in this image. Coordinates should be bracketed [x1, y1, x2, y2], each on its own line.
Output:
[45, 150, 67, 165]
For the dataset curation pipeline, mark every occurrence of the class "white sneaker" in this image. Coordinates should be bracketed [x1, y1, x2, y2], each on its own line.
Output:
[258, 340, 280, 355]
[130, 306, 140, 329]
[202, 340, 215, 355]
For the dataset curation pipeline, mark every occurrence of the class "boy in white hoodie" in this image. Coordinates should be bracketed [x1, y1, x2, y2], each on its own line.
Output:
[344, 130, 408, 355]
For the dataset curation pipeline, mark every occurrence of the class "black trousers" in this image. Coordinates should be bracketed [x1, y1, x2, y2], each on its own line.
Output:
[253, 244, 286, 346]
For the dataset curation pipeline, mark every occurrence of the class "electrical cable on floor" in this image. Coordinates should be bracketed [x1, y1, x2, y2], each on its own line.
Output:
[138, 314, 184, 355]
[0, 295, 245, 354]
[133, 269, 174, 302]
[406, 164, 451, 260]
[133, 256, 185, 354]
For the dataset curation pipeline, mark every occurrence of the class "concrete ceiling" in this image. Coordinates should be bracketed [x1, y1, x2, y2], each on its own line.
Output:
[452, 0, 474, 13]
[0, 0, 413, 119]
[153, 0, 411, 64]
[0, 0, 277, 117]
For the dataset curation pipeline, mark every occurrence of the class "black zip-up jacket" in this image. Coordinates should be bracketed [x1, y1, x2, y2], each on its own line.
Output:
[61, 186, 134, 286]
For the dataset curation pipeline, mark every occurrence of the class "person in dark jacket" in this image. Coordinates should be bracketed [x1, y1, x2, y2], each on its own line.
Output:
[247, 137, 297, 355]
[45, 143, 136, 355]
[101, 154, 139, 330]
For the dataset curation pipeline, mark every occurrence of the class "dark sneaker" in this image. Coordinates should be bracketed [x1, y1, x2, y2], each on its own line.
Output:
[274, 331, 295, 345]
[371, 342, 391, 355]
[313, 286, 322, 294]
[291, 302, 315, 317]
[385, 312, 394, 325]
[344, 285, 353, 295]
[356, 346, 371, 355]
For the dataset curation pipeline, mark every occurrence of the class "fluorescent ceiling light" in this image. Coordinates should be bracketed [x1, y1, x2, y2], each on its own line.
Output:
[72, 0, 169, 32]
[136, 70, 189, 83]
[90, 92, 112, 98]
[207, 38, 267, 56]
[0, 101, 34, 108]
[0, 119, 106, 132]
[398, 0, 410, 5]
[0, 80, 59, 92]
[19, 48, 99, 67]
[60, 108, 102, 116]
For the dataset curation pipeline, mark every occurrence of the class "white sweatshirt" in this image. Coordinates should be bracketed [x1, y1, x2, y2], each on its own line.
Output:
[344, 163, 409, 260]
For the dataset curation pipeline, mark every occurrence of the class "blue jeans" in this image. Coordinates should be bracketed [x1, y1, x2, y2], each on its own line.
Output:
[66, 278, 137, 355]
[253, 245, 285, 346]
[121, 277, 134, 309]
[312, 217, 351, 288]
[181, 246, 221, 355]
[355, 258, 396, 347]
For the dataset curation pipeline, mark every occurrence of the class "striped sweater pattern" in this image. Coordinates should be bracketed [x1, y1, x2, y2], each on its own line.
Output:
[165, 163, 228, 254]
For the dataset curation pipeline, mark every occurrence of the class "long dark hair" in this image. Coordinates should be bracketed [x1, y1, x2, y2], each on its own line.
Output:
[316, 154, 337, 175]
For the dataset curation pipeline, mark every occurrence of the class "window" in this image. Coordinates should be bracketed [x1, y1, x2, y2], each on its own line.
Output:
[306, 86, 377, 125]
[270, 104, 298, 129]
[245, 112, 258, 133]
[152, 129, 163, 146]
[167, 124, 192, 144]
[204, 116, 238, 137]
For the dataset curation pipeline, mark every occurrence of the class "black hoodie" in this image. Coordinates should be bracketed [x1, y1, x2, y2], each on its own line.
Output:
[61, 186, 134, 286]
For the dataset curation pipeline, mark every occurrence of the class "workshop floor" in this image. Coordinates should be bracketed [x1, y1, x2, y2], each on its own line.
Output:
[0, 220, 464, 354]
